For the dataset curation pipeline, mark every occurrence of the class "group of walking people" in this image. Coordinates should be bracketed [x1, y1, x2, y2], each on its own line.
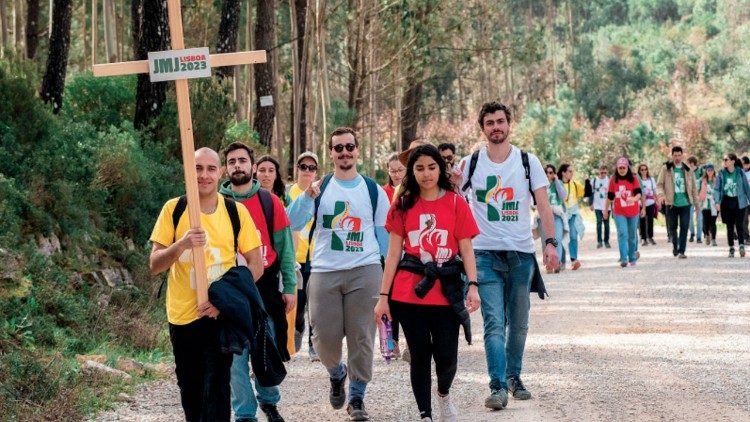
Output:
[149, 100, 563, 422]
[542, 146, 750, 269]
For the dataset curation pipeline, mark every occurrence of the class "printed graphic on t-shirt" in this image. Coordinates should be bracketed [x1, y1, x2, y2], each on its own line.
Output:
[407, 214, 450, 264]
[257, 229, 268, 267]
[476, 175, 518, 222]
[178, 233, 222, 289]
[323, 201, 364, 252]
[548, 186, 561, 206]
[616, 185, 632, 207]
[674, 171, 686, 193]
[724, 176, 737, 196]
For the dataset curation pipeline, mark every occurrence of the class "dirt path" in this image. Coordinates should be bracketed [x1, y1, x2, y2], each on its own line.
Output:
[92, 223, 750, 421]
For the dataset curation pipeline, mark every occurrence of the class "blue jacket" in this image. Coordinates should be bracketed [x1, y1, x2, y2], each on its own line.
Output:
[713, 168, 750, 209]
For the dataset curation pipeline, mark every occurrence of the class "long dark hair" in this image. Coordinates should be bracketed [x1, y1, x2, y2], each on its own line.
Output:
[557, 163, 571, 181]
[396, 144, 453, 211]
[726, 153, 742, 170]
[614, 163, 636, 183]
[545, 164, 557, 176]
[637, 164, 650, 178]
[255, 155, 287, 203]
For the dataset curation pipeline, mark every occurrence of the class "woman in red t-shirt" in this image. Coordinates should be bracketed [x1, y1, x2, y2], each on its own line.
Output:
[603, 157, 642, 267]
[374, 144, 480, 421]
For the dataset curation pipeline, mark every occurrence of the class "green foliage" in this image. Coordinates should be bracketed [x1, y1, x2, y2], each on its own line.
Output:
[329, 99, 357, 128]
[152, 78, 236, 154]
[63, 73, 137, 130]
[224, 121, 269, 157]
[629, 0, 681, 23]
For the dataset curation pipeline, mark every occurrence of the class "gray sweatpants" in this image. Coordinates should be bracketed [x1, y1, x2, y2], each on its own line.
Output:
[308, 263, 381, 384]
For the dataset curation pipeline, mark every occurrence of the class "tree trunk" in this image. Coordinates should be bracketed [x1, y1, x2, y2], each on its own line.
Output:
[400, 76, 422, 150]
[25, 0, 39, 58]
[216, 0, 240, 79]
[13, 0, 25, 56]
[132, 0, 170, 129]
[244, 0, 254, 124]
[254, 0, 276, 148]
[39, 0, 71, 114]
[1, 0, 9, 57]
[316, 0, 329, 167]
[103, 0, 117, 62]
[289, 0, 309, 173]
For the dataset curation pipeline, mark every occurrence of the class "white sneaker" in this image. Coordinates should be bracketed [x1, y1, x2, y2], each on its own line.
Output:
[437, 392, 458, 422]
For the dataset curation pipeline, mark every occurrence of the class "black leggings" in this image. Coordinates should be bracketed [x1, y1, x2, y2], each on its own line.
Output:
[390, 301, 459, 420]
[721, 197, 746, 247]
[639, 204, 656, 240]
[702, 209, 717, 240]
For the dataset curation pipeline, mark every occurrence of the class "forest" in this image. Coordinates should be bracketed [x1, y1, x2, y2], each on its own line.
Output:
[1, 0, 749, 418]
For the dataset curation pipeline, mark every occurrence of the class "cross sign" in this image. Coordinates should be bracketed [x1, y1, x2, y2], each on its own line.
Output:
[93, 0, 267, 305]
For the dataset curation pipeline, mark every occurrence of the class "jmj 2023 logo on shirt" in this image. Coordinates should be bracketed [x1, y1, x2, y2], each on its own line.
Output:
[323, 201, 364, 252]
[476, 175, 519, 222]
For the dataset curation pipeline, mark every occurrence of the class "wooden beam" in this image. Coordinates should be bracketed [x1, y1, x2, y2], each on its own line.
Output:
[92, 50, 267, 77]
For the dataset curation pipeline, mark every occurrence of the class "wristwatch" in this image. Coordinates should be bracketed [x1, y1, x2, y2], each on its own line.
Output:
[545, 237, 558, 248]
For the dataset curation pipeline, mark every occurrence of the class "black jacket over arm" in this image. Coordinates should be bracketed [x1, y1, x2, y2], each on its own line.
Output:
[208, 266, 287, 387]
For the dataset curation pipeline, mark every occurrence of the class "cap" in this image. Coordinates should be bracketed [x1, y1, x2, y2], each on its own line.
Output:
[297, 151, 319, 165]
[704, 163, 714, 170]
[616, 157, 630, 168]
[398, 140, 429, 166]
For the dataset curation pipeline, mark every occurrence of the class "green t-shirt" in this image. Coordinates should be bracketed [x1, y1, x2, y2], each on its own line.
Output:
[548, 182, 562, 206]
[673, 167, 689, 207]
[724, 170, 739, 198]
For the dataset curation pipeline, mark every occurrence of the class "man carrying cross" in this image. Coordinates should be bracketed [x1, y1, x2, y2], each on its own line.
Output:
[149, 147, 263, 421]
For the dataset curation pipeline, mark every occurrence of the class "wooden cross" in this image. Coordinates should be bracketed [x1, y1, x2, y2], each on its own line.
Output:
[93, 0, 267, 305]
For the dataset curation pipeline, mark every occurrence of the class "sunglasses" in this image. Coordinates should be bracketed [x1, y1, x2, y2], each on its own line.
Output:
[723, 157, 730, 161]
[332, 143, 356, 153]
[442, 155, 455, 164]
[298, 163, 318, 172]
[546, 171, 555, 175]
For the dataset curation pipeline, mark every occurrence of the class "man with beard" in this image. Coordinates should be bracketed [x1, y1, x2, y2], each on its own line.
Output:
[657, 145, 699, 259]
[219, 142, 297, 422]
[149, 148, 263, 421]
[454, 101, 560, 410]
[287, 127, 390, 421]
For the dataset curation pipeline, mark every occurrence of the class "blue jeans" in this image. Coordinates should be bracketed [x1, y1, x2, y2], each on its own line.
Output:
[689, 206, 703, 240]
[595, 209, 610, 244]
[475, 250, 534, 391]
[538, 215, 564, 259]
[614, 215, 639, 263]
[567, 214, 580, 261]
[230, 321, 281, 419]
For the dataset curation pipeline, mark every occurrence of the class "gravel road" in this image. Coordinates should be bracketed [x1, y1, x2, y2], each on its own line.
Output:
[92, 223, 750, 421]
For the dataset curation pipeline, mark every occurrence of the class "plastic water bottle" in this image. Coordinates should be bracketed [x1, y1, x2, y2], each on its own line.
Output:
[378, 315, 394, 363]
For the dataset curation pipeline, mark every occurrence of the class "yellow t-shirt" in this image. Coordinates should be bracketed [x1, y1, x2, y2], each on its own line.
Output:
[150, 197, 261, 325]
[289, 184, 315, 263]
[563, 180, 585, 208]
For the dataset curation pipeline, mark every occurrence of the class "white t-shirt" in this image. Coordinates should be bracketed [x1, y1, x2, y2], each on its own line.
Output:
[461, 146, 548, 253]
[640, 177, 657, 206]
[744, 169, 750, 186]
[591, 176, 610, 210]
[311, 176, 389, 272]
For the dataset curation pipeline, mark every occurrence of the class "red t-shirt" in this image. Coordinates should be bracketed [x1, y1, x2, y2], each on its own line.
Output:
[236, 191, 290, 268]
[385, 191, 479, 305]
[608, 177, 640, 218]
[383, 183, 395, 202]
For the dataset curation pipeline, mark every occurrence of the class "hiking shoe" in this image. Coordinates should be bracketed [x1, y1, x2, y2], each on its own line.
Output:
[678, 254, 687, 259]
[704, 236, 710, 245]
[689, 234, 695, 242]
[484, 388, 508, 410]
[346, 399, 370, 421]
[402, 345, 411, 363]
[740, 245, 746, 258]
[421, 418, 433, 422]
[605, 242, 611, 248]
[597, 242, 603, 249]
[507, 377, 532, 400]
[697, 237, 702, 243]
[260, 403, 285, 422]
[649, 238, 656, 245]
[437, 392, 458, 421]
[712, 239, 717, 246]
[673, 248, 679, 257]
[629, 261, 636, 266]
[620, 261, 627, 268]
[329, 371, 347, 409]
[294, 330, 302, 353]
[729, 248, 735, 258]
[636, 251, 640, 260]
[641, 239, 648, 247]
[571, 260, 581, 270]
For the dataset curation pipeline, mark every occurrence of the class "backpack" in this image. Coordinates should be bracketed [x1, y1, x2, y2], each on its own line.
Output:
[157, 196, 241, 299]
[219, 188, 276, 251]
[461, 149, 536, 204]
[304, 173, 380, 267]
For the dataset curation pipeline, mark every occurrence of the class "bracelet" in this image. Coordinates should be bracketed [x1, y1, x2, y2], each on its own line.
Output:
[467, 281, 479, 287]
[379, 293, 389, 296]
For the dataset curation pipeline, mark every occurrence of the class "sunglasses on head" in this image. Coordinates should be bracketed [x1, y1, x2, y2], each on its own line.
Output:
[332, 143, 356, 153]
[298, 163, 318, 172]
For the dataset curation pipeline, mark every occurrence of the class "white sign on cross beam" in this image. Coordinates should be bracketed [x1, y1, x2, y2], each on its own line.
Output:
[92, 0, 267, 306]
